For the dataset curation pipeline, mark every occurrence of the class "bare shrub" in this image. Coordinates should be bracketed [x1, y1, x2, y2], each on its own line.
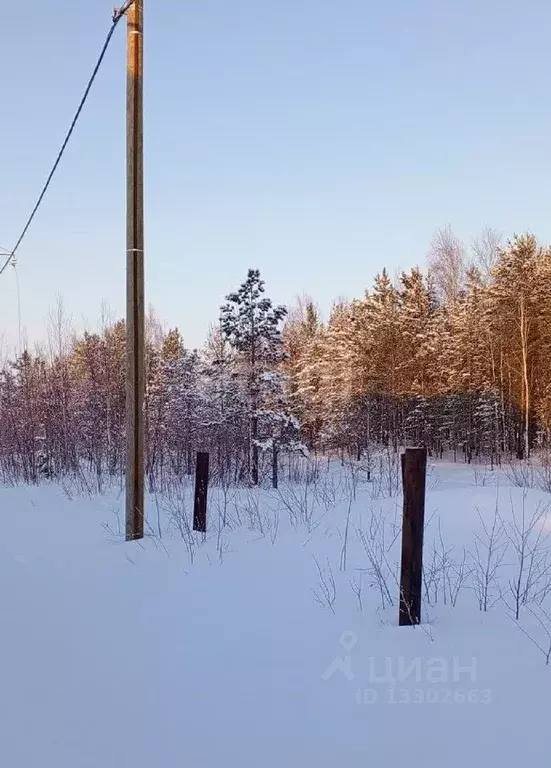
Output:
[472, 464, 496, 488]
[447, 548, 471, 607]
[275, 477, 323, 533]
[311, 557, 337, 613]
[470, 503, 507, 611]
[504, 460, 536, 489]
[355, 508, 398, 610]
[61, 465, 103, 500]
[240, 488, 267, 534]
[232, 488, 280, 544]
[101, 505, 123, 540]
[314, 469, 346, 511]
[349, 571, 364, 611]
[423, 522, 471, 608]
[503, 492, 551, 619]
[512, 604, 551, 665]
[370, 449, 401, 500]
[339, 469, 358, 572]
[159, 480, 198, 563]
[535, 450, 551, 494]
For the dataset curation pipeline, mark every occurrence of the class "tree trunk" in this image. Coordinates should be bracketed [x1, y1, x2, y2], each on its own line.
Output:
[520, 299, 531, 460]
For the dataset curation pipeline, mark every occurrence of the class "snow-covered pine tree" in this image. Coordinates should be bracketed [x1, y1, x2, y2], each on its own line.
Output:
[255, 370, 305, 488]
[220, 269, 287, 485]
[283, 299, 324, 449]
[488, 234, 550, 459]
[202, 325, 248, 484]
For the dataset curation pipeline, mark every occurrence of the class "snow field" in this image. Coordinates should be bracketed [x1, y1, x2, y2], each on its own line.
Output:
[1, 461, 549, 767]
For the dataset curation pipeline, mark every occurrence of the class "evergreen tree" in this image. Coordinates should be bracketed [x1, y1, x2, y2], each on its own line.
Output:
[220, 269, 287, 484]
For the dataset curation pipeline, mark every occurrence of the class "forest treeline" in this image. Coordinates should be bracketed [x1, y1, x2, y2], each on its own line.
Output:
[2, 227, 551, 486]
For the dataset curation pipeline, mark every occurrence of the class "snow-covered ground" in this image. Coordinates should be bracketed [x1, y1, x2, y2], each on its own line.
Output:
[1, 460, 549, 767]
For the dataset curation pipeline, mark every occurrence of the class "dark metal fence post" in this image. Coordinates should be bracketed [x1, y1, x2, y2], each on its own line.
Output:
[193, 451, 209, 533]
[399, 447, 427, 625]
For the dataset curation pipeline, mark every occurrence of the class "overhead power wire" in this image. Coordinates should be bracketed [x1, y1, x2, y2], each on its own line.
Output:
[0, 0, 135, 277]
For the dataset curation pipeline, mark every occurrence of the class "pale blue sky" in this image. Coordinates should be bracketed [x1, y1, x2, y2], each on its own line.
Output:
[1, 0, 550, 352]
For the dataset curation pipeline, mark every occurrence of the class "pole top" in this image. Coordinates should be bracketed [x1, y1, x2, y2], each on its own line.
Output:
[113, 1, 135, 22]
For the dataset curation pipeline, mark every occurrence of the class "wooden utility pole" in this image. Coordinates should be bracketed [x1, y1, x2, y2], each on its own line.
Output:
[399, 448, 427, 625]
[125, 0, 145, 541]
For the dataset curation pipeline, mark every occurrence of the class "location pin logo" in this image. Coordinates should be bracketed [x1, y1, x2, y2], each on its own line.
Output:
[321, 631, 358, 681]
